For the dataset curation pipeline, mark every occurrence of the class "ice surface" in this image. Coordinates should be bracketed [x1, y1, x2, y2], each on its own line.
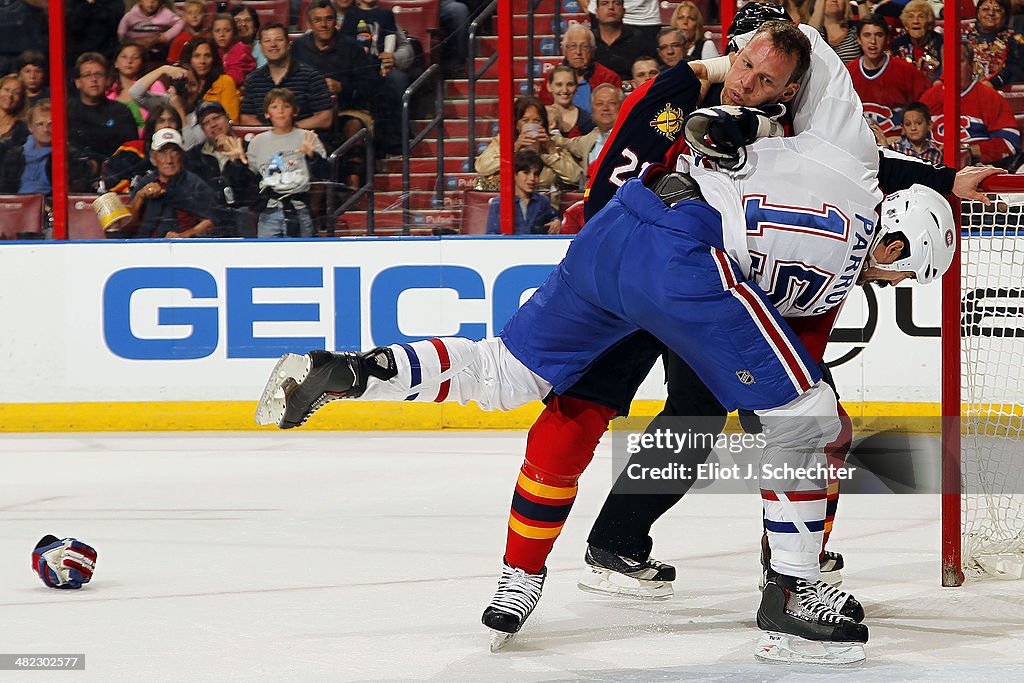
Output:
[1, 432, 1023, 682]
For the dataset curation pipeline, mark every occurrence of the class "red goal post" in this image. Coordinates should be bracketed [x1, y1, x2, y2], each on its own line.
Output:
[942, 172, 1024, 586]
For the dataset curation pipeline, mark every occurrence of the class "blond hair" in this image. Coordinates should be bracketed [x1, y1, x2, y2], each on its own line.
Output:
[0, 73, 27, 119]
[671, 1, 706, 43]
[900, 0, 936, 26]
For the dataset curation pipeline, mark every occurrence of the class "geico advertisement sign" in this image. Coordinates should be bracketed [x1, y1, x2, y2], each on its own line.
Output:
[101, 262, 561, 360]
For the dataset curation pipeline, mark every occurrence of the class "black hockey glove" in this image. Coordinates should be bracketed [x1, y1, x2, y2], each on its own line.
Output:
[683, 104, 786, 170]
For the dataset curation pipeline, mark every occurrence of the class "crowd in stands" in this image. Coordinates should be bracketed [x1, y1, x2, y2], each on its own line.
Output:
[0, 0, 1021, 238]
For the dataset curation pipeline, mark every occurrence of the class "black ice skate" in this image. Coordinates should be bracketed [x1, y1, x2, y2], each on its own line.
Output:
[755, 571, 868, 665]
[759, 536, 860, 621]
[255, 349, 397, 429]
[761, 533, 844, 587]
[482, 563, 546, 652]
[577, 544, 676, 600]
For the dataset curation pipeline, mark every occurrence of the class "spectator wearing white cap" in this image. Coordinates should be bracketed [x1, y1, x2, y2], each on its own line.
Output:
[128, 128, 231, 238]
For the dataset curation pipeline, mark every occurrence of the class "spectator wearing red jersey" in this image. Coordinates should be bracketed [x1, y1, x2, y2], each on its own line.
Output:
[211, 13, 257, 88]
[920, 41, 1021, 167]
[847, 15, 929, 140]
[168, 0, 208, 64]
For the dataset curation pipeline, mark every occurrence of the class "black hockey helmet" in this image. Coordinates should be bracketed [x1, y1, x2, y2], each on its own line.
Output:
[726, 2, 793, 53]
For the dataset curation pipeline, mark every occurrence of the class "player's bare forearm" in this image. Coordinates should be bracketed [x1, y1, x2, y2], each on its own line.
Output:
[952, 166, 1005, 206]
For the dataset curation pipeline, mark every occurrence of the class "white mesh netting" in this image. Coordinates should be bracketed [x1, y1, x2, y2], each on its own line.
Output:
[960, 192, 1024, 579]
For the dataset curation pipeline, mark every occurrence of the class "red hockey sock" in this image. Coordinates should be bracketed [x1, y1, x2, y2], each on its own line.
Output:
[504, 396, 617, 574]
[822, 403, 852, 558]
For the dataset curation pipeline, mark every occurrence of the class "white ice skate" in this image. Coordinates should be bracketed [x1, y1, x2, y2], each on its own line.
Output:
[755, 631, 865, 666]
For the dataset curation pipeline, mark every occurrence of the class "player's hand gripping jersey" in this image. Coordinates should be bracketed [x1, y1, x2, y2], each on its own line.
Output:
[585, 25, 882, 320]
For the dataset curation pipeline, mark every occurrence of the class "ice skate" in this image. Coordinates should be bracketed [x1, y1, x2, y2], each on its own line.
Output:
[481, 563, 546, 652]
[576, 544, 675, 600]
[818, 550, 844, 586]
[755, 571, 868, 665]
[761, 533, 848, 592]
[760, 543, 861, 621]
[255, 348, 397, 429]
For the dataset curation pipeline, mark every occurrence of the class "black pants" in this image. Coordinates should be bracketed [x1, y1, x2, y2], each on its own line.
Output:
[582, 350, 727, 560]
[556, 329, 728, 561]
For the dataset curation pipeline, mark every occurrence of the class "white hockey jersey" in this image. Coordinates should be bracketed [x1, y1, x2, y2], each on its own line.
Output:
[687, 26, 883, 318]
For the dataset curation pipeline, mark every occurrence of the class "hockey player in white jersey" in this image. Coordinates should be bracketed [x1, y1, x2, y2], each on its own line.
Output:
[255, 22, 956, 664]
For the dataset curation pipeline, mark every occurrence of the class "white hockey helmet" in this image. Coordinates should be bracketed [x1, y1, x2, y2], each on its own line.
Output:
[872, 184, 956, 285]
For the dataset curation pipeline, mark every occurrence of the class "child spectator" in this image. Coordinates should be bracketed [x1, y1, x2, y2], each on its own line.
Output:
[118, 0, 186, 63]
[247, 88, 329, 238]
[888, 101, 943, 164]
[211, 13, 256, 88]
[485, 150, 561, 235]
[168, 0, 209, 64]
[108, 41, 166, 132]
[17, 50, 48, 107]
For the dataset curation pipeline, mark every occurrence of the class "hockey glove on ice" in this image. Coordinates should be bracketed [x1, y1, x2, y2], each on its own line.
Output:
[33, 535, 97, 589]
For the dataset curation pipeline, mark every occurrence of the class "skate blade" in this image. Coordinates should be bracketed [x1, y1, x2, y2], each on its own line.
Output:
[489, 630, 516, 652]
[255, 354, 311, 427]
[576, 566, 673, 601]
[754, 632, 865, 666]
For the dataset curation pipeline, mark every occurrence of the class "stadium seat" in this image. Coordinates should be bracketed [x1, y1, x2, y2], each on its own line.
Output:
[1004, 91, 1024, 114]
[298, 0, 313, 30]
[67, 194, 126, 240]
[0, 194, 44, 239]
[380, 0, 440, 65]
[558, 191, 585, 215]
[560, 199, 585, 234]
[246, 0, 290, 27]
[460, 190, 497, 234]
[233, 125, 273, 142]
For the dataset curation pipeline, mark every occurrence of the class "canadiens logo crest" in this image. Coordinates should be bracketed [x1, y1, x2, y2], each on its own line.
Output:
[945, 229, 954, 248]
[736, 370, 756, 385]
[650, 104, 685, 141]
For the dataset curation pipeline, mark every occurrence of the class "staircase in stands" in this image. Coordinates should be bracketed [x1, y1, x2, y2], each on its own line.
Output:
[336, 0, 589, 235]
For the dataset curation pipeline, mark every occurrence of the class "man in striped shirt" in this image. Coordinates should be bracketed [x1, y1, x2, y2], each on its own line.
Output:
[239, 22, 333, 131]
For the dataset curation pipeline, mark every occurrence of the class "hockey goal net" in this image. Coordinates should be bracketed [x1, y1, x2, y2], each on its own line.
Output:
[944, 173, 1024, 585]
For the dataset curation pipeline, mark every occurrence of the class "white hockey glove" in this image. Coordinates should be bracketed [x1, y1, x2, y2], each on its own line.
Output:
[683, 104, 786, 170]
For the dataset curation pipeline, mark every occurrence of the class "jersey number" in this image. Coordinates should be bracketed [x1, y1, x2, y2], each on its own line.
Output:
[745, 195, 849, 313]
[744, 195, 849, 241]
[609, 148, 650, 187]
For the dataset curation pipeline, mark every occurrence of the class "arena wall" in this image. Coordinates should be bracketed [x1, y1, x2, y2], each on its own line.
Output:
[0, 237, 946, 431]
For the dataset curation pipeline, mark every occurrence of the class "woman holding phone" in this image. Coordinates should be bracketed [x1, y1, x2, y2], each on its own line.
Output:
[474, 95, 583, 194]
